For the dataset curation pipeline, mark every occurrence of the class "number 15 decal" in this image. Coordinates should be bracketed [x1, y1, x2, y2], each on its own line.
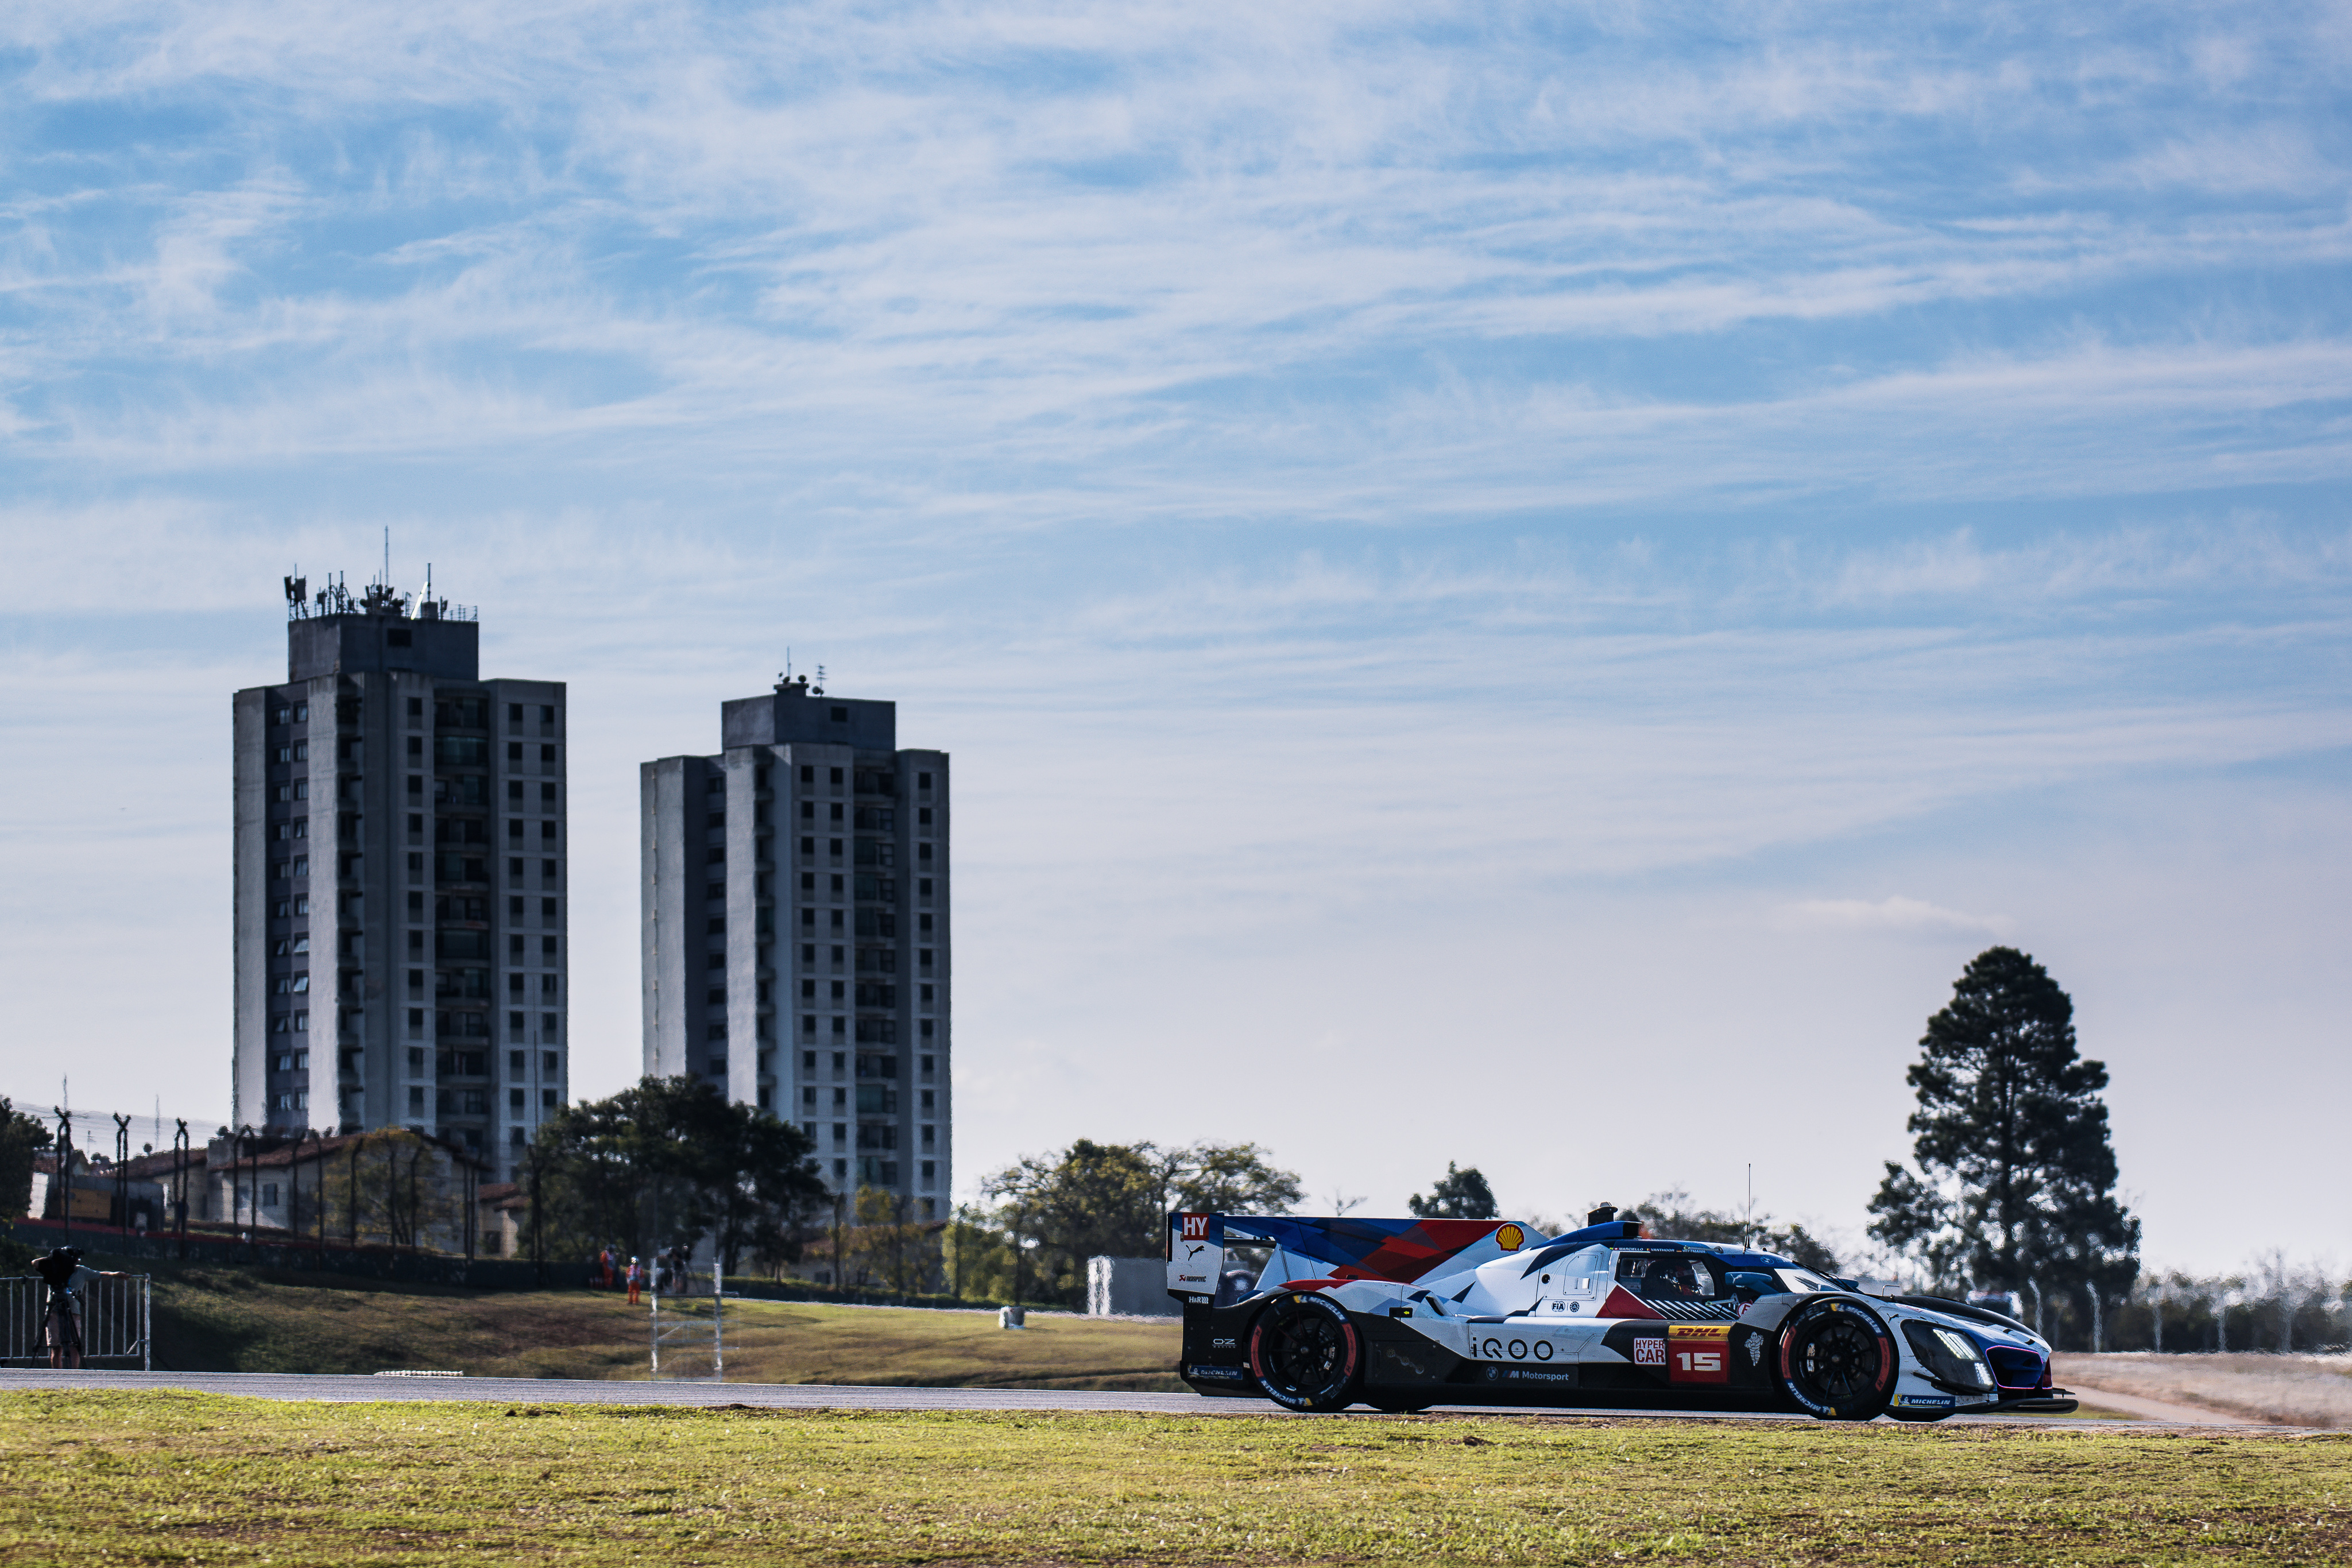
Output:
[1666, 1326, 1730, 1384]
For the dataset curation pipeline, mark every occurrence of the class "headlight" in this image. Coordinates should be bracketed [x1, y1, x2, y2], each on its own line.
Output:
[1903, 1321, 1995, 1389]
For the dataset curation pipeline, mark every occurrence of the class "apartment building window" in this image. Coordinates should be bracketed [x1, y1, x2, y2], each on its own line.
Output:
[508, 742, 523, 762]
[509, 1089, 525, 1110]
[919, 1020, 935, 1040]
[541, 1089, 557, 1108]
[917, 878, 933, 897]
[800, 836, 815, 857]
[408, 698, 423, 718]
[541, 821, 556, 841]
[541, 1020, 558, 1042]
[543, 859, 558, 879]
[509, 703, 524, 723]
[407, 1009, 424, 1037]
[802, 1016, 816, 1036]
[920, 1126, 935, 1148]
[921, 1161, 937, 1182]
[831, 1017, 846, 1036]
[917, 844, 933, 862]
[509, 1011, 525, 1034]
[919, 1089, 935, 1110]
[408, 1086, 424, 1113]
[916, 772, 932, 790]
[832, 1124, 846, 1147]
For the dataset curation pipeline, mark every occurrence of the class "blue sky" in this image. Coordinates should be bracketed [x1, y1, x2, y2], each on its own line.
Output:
[2, 2, 2348, 1275]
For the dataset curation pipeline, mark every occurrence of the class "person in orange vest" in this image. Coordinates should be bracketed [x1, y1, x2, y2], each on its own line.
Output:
[625, 1256, 642, 1306]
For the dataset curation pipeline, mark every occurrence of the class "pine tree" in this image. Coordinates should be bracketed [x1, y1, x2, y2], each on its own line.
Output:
[1868, 947, 2138, 1328]
[1409, 1163, 1497, 1219]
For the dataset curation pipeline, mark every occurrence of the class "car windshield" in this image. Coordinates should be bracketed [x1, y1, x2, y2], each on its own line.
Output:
[1615, 1253, 1720, 1299]
[1778, 1267, 1839, 1293]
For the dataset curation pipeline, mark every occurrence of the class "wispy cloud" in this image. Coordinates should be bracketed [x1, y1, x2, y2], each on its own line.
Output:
[1774, 896, 2012, 937]
[1, 0, 2349, 1271]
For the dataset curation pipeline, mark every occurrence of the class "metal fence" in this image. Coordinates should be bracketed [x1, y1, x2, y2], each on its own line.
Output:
[2, 1275, 151, 1369]
[649, 1267, 723, 1383]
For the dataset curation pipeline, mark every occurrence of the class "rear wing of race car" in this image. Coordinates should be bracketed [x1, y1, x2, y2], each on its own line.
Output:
[1165, 1211, 1646, 1306]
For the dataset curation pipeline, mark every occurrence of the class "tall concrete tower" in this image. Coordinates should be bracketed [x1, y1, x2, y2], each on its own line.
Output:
[641, 677, 950, 1217]
[231, 574, 568, 1178]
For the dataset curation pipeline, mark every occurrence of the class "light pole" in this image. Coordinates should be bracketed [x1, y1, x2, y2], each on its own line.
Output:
[113, 1114, 132, 1235]
[52, 1109, 75, 1248]
[172, 1119, 190, 1259]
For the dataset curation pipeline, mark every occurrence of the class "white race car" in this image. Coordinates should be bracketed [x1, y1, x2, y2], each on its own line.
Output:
[1167, 1211, 2076, 1420]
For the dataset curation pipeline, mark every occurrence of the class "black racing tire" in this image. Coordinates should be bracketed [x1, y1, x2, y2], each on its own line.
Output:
[1246, 1292, 1363, 1412]
[1777, 1299, 1898, 1422]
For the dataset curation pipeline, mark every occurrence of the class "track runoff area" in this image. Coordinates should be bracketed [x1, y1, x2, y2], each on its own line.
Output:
[0, 1369, 2284, 1428]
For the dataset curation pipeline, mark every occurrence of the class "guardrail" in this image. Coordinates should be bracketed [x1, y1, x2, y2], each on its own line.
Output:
[2, 1275, 150, 1369]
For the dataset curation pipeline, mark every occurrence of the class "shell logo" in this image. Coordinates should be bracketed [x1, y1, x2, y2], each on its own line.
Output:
[1495, 1224, 1525, 1251]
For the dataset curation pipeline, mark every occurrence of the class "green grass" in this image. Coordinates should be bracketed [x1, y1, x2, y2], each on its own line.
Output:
[125, 1256, 1182, 1388]
[3, 1391, 2347, 1566]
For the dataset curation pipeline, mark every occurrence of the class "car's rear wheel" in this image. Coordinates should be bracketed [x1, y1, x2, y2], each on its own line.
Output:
[1247, 1292, 1363, 1412]
[1777, 1300, 1897, 1422]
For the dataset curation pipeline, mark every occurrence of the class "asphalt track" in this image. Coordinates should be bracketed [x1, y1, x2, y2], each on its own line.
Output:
[0, 1369, 2288, 1427]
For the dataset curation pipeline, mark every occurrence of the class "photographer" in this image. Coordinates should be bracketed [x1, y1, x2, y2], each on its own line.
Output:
[27, 1246, 119, 1369]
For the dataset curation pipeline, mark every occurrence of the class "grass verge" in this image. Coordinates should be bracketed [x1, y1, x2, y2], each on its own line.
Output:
[113, 1252, 1181, 1388]
[5, 1390, 2349, 1566]
[2057, 1353, 2352, 1429]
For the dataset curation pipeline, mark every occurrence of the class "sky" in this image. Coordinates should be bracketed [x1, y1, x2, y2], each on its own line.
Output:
[1, 1, 2347, 1277]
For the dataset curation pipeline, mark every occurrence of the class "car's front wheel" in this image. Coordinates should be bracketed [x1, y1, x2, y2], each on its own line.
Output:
[1776, 1299, 1897, 1422]
[1247, 1292, 1362, 1412]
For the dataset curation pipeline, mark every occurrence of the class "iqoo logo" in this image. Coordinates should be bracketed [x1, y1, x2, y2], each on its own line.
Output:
[1478, 1337, 1557, 1362]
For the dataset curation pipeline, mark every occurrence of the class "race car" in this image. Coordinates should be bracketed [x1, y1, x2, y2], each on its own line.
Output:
[1166, 1210, 2078, 1420]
